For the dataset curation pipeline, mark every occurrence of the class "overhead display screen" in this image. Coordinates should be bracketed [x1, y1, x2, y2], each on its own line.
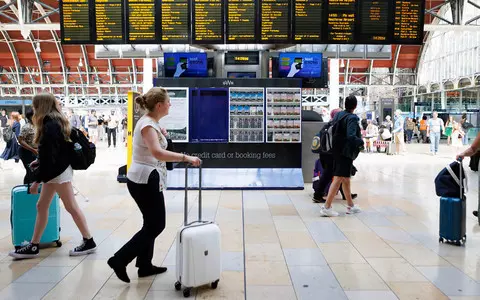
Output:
[278, 53, 322, 78]
[359, 0, 390, 43]
[293, 0, 323, 43]
[161, 0, 190, 43]
[327, 0, 356, 43]
[164, 53, 208, 78]
[93, 0, 124, 43]
[192, 0, 224, 44]
[60, 0, 91, 44]
[59, 0, 424, 45]
[226, 0, 257, 43]
[260, 0, 291, 44]
[394, 0, 424, 44]
[126, 0, 159, 43]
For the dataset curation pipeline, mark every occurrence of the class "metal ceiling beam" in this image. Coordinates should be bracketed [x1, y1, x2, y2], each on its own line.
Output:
[28, 33, 44, 84]
[392, 45, 402, 85]
[1, 30, 21, 92]
[80, 45, 90, 84]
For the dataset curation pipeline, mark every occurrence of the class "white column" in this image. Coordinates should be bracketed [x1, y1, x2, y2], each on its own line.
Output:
[143, 58, 154, 92]
[441, 90, 446, 109]
[329, 59, 340, 109]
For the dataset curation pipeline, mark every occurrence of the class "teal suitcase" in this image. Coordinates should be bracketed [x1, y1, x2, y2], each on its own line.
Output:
[11, 185, 62, 249]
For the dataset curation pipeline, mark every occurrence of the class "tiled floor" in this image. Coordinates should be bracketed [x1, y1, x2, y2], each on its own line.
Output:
[0, 140, 479, 300]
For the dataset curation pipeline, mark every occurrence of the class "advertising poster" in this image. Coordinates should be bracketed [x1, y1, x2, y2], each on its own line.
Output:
[160, 88, 189, 142]
[278, 53, 322, 78]
[164, 52, 208, 78]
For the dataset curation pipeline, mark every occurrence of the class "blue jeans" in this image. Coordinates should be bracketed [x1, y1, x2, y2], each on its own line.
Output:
[463, 130, 469, 145]
[430, 132, 440, 153]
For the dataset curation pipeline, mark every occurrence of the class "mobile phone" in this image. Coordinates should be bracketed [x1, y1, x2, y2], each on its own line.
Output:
[180, 58, 188, 70]
[294, 58, 303, 70]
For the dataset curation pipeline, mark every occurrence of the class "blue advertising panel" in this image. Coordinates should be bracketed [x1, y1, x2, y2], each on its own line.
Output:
[164, 52, 208, 78]
[278, 53, 322, 78]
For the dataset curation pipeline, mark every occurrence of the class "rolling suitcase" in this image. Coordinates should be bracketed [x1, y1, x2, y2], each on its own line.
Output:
[174, 164, 221, 298]
[11, 185, 62, 249]
[439, 160, 466, 246]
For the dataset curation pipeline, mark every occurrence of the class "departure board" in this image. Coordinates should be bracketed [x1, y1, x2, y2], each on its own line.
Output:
[226, 0, 257, 43]
[327, 0, 356, 43]
[94, 0, 124, 43]
[359, 0, 390, 43]
[293, 0, 323, 43]
[161, 0, 190, 43]
[192, 0, 224, 44]
[60, 0, 91, 44]
[260, 0, 291, 43]
[393, 0, 424, 44]
[126, 0, 159, 43]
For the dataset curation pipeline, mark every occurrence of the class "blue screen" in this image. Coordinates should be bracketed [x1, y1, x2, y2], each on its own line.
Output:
[278, 53, 322, 78]
[164, 53, 208, 78]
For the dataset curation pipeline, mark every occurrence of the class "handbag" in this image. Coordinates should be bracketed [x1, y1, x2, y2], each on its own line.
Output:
[166, 138, 174, 171]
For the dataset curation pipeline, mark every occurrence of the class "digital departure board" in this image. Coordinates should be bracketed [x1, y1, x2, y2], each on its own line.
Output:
[393, 0, 424, 44]
[93, 0, 124, 43]
[327, 0, 356, 43]
[126, 0, 160, 43]
[260, 0, 291, 44]
[60, 0, 91, 44]
[161, 0, 190, 43]
[359, 0, 390, 43]
[226, 0, 257, 43]
[293, 0, 323, 43]
[192, 0, 224, 44]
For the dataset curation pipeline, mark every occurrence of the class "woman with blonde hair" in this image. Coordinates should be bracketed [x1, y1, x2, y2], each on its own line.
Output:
[107, 87, 201, 283]
[9, 93, 96, 259]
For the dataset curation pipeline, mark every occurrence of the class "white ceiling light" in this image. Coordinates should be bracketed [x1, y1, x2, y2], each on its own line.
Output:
[340, 59, 345, 68]
[78, 58, 83, 67]
[35, 42, 41, 53]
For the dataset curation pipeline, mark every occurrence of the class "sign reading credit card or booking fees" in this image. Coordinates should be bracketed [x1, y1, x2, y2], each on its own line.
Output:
[192, 0, 224, 44]
[60, 0, 92, 44]
[278, 53, 322, 78]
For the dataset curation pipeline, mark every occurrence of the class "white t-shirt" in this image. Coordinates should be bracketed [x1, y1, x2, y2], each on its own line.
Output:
[428, 118, 444, 133]
[107, 115, 118, 129]
[127, 115, 168, 191]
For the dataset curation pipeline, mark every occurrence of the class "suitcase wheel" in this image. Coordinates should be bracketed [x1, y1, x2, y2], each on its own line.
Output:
[174, 281, 182, 291]
[183, 287, 192, 298]
[56, 240, 62, 248]
[211, 280, 219, 289]
[439, 237, 444, 243]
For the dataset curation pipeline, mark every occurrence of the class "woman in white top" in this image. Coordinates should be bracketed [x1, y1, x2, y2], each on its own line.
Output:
[107, 87, 201, 283]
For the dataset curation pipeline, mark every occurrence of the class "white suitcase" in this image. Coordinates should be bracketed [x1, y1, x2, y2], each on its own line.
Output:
[174, 164, 221, 298]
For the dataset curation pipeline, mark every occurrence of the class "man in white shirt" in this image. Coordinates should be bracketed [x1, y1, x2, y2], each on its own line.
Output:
[106, 110, 118, 148]
[427, 111, 445, 155]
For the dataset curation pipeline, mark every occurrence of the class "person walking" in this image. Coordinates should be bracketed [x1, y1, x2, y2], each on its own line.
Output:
[405, 117, 415, 143]
[17, 110, 37, 184]
[444, 116, 455, 145]
[320, 96, 364, 217]
[427, 111, 445, 155]
[107, 87, 201, 283]
[87, 110, 99, 144]
[106, 110, 119, 148]
[1, 112, 21, 163]
[393, 109, 407, 155]
[419, 115, 428, 143]
[9, 93, 96, 259]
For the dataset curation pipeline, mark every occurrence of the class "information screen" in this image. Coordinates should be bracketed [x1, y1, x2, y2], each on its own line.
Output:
[293, 0, 323, 43]
[161, 0, 190, 43]
[226, 0, 257, 43]
[393, 0, 424, 44]
[60, 0, 91, 44]
[164, 53, 208, 78]
[260, 0, 291, 44]
[94, 0, 124, 43]
[278, 53, 322, 78]
[359, 0, 390, 43]
[126, 0, 159, 43]
[192, 0, 224, 44]
[327, 0, 356, 43]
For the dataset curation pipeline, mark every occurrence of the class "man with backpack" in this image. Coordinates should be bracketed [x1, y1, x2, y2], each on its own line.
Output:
[320, 95, 364, 217]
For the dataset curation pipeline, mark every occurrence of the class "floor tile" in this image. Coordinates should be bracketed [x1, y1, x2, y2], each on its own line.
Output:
[319, 242, 366, 264]
[266, 194, 293, 206]
[289, 265, 348, 300]
[246, 261, 291, 286]
[273, 216, 308, 232]
[330, 263, 389, 291]
[93, 278, 152, 300]
[366, 258, 428, 282]
[150, 266, 177, 291]
[277, 231, 317, 249]
[370, 227, 421, 245]
[388, 282, 449, 300]
[0, 282, 56, 300]
[283, 248, 327, 266]
[417, 266, 480, 296]
[269, 205, 299, 216]
[244, 224, 279, 244]
[222, 251, 244, 271]
[145, 290, 195, 299]
[246, 285, 297, 300]
[345, 291, 399, 300]
[389, 243, 450, 266]
[14, 266, 73, 284]
[305, 221, 348, 244]
[443, 255, 480, 282]
[245, 243, 284, 262]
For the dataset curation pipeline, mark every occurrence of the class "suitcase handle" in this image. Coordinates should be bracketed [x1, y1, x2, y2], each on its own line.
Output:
[184, 163, 202, 226]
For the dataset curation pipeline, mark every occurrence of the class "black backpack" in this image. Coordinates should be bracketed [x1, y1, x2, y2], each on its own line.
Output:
[69, 127, 96, 170]
[434, 161, 466, 198]
[311, 114, 349, 154]
[2, 126, 14, 143]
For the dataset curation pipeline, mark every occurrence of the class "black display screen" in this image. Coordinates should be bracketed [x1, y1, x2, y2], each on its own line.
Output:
[327, 0, 356, 43]
[260, 0, 291, 44]
[359, 0, 391, 44]
[192, 0, 225, 44]
[93, 0, 124, 43]
[126, 0, 160, 43]
[161, 0, 190, 43]
[226, 0, 257, 43]
[293, 0, 323, 43]
[60, 0, 92, 44]
[225, 51, 260, 65]
[393, 0, 424, 44]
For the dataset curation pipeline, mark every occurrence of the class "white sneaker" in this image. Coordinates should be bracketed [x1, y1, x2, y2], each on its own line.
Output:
[346, 205, 362, 215]
[320, 206, 339, 217]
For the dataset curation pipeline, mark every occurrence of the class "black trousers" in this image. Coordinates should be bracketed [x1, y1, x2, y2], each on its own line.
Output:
[313, 154, 346, 200]
[18, 147, 36, 184]
[107, 128, 117, 147]
[113, 170, 166, 268]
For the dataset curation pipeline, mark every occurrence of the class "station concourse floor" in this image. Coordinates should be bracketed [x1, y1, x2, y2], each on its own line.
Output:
[0, 141, 479, 300]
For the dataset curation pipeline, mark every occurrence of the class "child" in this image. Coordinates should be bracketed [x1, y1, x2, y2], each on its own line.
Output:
[451, 123, 465, 151]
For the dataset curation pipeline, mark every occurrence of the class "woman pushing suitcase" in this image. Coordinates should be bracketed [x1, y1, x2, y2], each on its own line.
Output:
[107, 87, 201, 283]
